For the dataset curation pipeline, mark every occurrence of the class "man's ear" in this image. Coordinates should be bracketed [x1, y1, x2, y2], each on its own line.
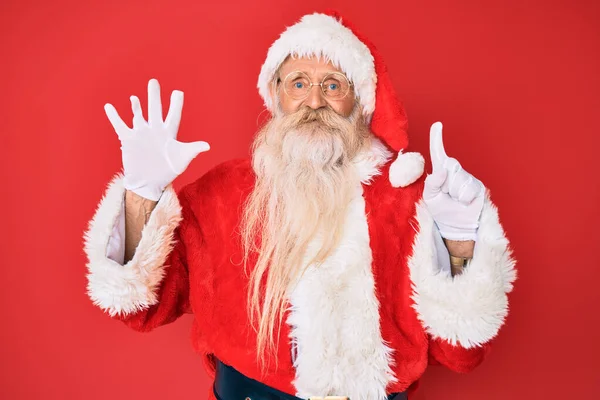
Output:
[269, 79, 279, 105]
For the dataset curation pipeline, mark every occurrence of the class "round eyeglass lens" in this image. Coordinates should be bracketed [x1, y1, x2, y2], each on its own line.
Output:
[283, 72, 311, 99]
[321, 73, 350, 99]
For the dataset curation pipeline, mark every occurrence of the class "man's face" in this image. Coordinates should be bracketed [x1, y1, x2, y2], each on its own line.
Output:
[274, 56, 357, 117]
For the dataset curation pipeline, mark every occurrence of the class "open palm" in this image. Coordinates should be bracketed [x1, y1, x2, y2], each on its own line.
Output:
[104, 79, 210, 201]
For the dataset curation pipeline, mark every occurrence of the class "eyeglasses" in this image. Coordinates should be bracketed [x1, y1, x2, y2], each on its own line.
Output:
[280, 71, 353, 101]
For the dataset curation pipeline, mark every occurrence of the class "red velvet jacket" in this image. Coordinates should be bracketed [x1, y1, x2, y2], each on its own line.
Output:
[85, 145, 515, 399]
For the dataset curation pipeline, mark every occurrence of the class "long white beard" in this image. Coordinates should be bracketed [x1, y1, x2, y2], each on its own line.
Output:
[241, 105, 371, 363]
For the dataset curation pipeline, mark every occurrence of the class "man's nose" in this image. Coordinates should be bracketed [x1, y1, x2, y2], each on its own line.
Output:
[304, 85, 327, 110]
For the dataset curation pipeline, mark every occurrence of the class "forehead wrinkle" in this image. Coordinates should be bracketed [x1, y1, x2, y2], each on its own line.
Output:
[279, 55, 345, 81]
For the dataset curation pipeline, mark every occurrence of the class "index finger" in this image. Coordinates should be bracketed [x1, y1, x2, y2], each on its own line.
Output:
[429, 121, 448, 172]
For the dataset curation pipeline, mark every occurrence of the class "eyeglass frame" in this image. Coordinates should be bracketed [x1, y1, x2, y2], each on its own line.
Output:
[276, 70, 354, 101]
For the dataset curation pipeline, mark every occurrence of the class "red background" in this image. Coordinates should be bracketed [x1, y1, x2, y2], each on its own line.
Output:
[1, 0, 599, 399]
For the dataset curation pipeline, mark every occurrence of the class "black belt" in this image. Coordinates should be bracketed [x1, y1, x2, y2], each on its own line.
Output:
[214, 359, 407, 400]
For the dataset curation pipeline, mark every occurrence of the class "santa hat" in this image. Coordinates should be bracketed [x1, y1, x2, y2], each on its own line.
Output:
[257, 11, 424, 187]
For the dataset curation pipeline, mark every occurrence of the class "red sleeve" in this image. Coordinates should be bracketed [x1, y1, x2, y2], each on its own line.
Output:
[85, 174, 200, 333]
[428, 336, 491, 373]
[114, 187, 198, 332]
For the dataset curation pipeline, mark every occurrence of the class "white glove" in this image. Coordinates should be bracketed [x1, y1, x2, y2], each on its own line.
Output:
[104, 79, 210, 201]
[423, 122, 484, 241]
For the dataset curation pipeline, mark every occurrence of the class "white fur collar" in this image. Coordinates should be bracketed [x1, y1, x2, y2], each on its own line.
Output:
[286, 174, 396, 399]
[353, 137, 393, 184]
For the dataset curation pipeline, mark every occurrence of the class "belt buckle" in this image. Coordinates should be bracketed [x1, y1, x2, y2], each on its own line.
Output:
[308, 397, 349, 400]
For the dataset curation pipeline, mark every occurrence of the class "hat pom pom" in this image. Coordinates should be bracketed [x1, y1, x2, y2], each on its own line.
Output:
[389, 151, 425, 188]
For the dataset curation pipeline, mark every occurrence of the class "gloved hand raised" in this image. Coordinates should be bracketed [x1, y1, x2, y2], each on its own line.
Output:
[423, 122, 484, 241]
[104, 79, 210, 201]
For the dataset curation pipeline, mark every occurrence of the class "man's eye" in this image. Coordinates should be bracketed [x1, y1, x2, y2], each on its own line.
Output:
[328, 83, 338, 90]
[294, 82, 304, 89]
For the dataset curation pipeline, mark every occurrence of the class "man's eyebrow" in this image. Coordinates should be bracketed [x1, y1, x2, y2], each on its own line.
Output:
[281, 69, 345, 79]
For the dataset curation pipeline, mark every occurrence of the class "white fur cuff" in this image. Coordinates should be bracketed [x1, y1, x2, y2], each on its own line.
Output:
[83, 173, 183, 317]
[408, 192, 517, 348]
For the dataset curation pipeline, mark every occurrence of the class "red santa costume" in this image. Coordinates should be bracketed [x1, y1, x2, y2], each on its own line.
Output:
[84, 11, 516, 400]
